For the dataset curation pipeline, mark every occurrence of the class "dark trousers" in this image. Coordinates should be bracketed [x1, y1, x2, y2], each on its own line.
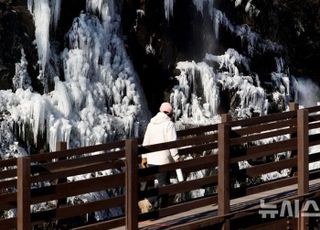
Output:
[149, 164, 170, 209]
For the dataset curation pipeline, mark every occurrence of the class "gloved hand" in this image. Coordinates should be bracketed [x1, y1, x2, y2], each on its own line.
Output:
[141, 158, 148, 168]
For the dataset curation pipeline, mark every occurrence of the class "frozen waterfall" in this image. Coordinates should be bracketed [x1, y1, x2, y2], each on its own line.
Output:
[0, 0, 149, 152]
[170, 48, 271, 128]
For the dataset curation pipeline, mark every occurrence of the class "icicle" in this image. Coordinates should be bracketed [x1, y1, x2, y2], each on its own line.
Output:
[235, 0, 242, 7]
[192, 0, 214, 16]
[51, 0, 61, 31]
[164, 0, 174, 22]
[275, 57, 284, 73]
[31, 94, 46, 146]
[86, 0, 104, 14]
[27, 0, 33, 12]
[28, 0, 51, 86]
[12, 49, 32, 91]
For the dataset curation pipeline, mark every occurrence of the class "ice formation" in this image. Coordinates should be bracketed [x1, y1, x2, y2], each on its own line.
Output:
[12, 49, 32, 91]
[171, 48, 269, 127]
[192, 0, 214, 15]
[51, 0, 61, 31]
[164, 0, 174, 22]
[0, 0, 149, 152]
[27, 0, 52, 87]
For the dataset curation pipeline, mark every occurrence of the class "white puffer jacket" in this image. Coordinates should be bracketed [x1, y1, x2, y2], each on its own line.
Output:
[142, 112, 179, 165]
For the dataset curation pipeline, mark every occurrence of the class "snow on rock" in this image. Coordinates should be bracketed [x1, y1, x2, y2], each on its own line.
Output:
[232, 0, 260, 17]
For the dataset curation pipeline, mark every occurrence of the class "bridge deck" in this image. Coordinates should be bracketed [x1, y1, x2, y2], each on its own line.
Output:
[112, 177, 320, 229]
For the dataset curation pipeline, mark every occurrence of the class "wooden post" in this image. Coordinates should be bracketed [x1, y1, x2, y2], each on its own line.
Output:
[125, 139, 138, 230]
[218, 113, 230, 230]
[17, 157, 31, 230]
[56, 141, 67, 153]
[221, 113, 231, 123]
[297, 109, 309, 230]
[55, 142, 67, 227]
[289, 102, 299, 112]
[289, 102, 299, 176]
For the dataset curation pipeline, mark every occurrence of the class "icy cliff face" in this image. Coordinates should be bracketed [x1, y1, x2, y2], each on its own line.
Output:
[169, 1, 291, 128]
[0, 0, 149, 153]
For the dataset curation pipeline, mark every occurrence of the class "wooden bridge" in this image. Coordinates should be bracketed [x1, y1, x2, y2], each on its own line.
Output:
[1, 103, 320, 229]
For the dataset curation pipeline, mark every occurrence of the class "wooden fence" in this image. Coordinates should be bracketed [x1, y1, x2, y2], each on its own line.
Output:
[1, 103, 320, 229]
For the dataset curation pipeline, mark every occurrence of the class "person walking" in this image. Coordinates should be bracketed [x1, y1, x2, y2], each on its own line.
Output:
[141, 102, 180, 209]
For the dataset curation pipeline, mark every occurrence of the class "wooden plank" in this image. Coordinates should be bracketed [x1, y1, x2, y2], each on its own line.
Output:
[138, 155, 217, 179]
[30, 173, 125, 204]
[31, 150, 124, 174]
[309, 121, 320, 130]
[308, 114, 320, 122]
[165, 212, 223, 229]
[0, 168, 16, 180]
[30, 140, 125, 163]
[0, 158, 17, 168]
[0, 217, 16, 229]
[139, 195, 218, 222]
[233, 118, 296, 136]
[138, 134, 217, 155]
[309, 133, 320, 147]
[0, 178, 16, 190]
[230, 139, 296, 163]
[139, 175, 217, 198]
[230, 126, 296, 145]
[306, 105, 320, 113]
[71, 217, 125, 230]
[177, 124, 218, 137]
[17, 157, 31, 230]
[125, 139, 138, 230]
[177, 142, 217, 156]
[31, 160, 124, 184]
[0, 192, 16, 210]
[309, 152, 320, 163]
[243, 158, 297, 177]
[31, 195, 124, 222]
[232, 176, 297, 199]
[231, 214, 292, 230]
[309, 169, 320, 180]
[229, 111, 296, 127]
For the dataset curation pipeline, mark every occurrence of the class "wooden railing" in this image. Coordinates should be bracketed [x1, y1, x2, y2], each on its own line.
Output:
[1, 103, 320, 229]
